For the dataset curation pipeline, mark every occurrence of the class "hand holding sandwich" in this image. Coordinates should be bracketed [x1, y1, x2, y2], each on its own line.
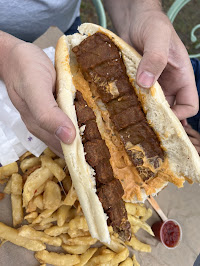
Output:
[0, 0, 198, 154]
[104, 0, 199, 120]
[0, 31, 75, 155]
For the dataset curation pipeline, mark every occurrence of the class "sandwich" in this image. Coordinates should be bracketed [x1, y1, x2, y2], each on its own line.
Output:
[55, 23, 200, 244]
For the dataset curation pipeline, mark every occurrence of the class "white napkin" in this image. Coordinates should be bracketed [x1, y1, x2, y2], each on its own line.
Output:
[0, 46, 55, 166]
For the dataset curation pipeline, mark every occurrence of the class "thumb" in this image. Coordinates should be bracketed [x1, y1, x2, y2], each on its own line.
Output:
[136, 25, 171, 88]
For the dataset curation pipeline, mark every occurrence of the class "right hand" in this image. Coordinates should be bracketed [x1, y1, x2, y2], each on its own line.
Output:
[0, 34, 76, 156]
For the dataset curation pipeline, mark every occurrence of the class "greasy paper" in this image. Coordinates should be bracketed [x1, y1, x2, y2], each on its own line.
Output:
[0, 27, 200, 266]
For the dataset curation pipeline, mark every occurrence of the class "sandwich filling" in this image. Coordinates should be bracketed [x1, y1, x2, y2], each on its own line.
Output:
[71, 32, 184, 202]
[75, 90, 131, 241]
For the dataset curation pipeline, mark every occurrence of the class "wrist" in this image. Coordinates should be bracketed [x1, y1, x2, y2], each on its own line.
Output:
[0, 31, 24, 80]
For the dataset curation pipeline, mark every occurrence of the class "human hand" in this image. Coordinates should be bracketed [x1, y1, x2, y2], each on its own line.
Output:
[0, 34, 76, 156]
[184, 124, 200, 154]
[128, 10, 198, 121]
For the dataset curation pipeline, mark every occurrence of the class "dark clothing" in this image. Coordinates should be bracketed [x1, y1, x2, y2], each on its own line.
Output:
[187, 58, 200, 131]
[64, 16, 81, 35]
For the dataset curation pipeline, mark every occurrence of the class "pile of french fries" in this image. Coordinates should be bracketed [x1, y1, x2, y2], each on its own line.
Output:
[0, 148, 154, 266]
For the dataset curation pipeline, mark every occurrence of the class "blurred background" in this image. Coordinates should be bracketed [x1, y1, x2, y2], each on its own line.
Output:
[80, 0, 200, 57]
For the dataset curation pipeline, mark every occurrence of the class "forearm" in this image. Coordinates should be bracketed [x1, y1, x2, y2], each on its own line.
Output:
[103, 0, 162, 38]
[0, 31, 22, 80]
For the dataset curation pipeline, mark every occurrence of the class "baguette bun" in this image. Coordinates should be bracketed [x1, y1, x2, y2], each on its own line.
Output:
[55, 23, 200, 244]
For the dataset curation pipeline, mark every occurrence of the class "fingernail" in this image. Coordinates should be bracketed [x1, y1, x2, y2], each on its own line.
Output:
[55, 126, 74, 144]
[138, 71, 155, 88]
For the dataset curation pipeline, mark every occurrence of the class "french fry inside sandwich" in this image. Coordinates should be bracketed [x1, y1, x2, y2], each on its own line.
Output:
[55, 23, 200, 244]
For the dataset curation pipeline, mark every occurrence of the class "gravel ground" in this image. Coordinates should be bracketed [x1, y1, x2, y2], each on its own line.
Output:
[80, 0, 200, 57]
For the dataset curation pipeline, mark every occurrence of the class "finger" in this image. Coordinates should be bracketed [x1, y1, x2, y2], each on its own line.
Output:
[181, 119, 188, 127]
[188, 136, 200, 146]
[184, 126, 200, 139]
[195, 146, 200, 154]
[23, 71, 76, 145]
[171, 84, 199, 120]
[136, 23, 171, 88]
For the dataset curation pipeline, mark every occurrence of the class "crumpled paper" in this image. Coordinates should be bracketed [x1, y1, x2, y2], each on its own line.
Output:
[0, 47, 55, 165]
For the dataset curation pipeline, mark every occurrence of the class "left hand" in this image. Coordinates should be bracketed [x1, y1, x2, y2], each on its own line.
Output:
[184, 124, 200, 154]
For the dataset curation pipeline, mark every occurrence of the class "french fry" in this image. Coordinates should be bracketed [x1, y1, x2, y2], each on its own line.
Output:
[57, 205, 71, 227]
[34, 182, 47, 197]
[0, 222, 45, 251]
[23, 167, 53, 207]
[125, 202, 147, 217]
[11, 173, 23, 227]
[26, 198, 37, 213]
[0, 162, 18, 179]
[120, 257, 134, 266]
[128, 214, 154, 236]
[22, 165, 41, 183]
[11, 194, 23, 227]
[40, 212, 58, 226]
[62, 174, 72, 192]
[62, 244, 90, 255]
[43, 180, 61, 210]
[141, 208, 153, 222]
[54, 158, 66, 168]
[86, 251, 115, 265]
[44, 223, 69, 237]
[43, 147, 57, 158]
[3, 178, 12, 194]
[20, 157, 41, 173]
[35, 250, 80, 266]
[32, 209, 56, 224]
[19, 151, 32, 161]
[104, 235, 126, 253]
[106, 247, 129, 265]
[59, 233, 70, 244]
[18, 225, 62, 246]
[41, 155, 66, 182]
[33, 194, 44, 210]
[11, 173, 23, 195]
[68, 215, 88, 232]
[126, 235, 151, 252]
[62, 185, 77, 206]
[132, 254, 140, 266]
[24, 212, 38, 223]
[67, 229, 90, 239]
[74, 247, 97, 266]
[31, 223, 53, 231]
[64, 236, 97, 246]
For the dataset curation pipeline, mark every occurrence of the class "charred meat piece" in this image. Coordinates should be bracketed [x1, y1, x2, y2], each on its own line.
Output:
[84, 139, 110, 168]
[95, 159, 114, 184]
[107, 199, 131, 241]
[82, 120, 101, 143]
[112, 105, 145, 131]
[72, 32, 120, 71]
[75, 101, 96, 126]
[140, 139, 164, 162]
[119, 123, 145, 146]
[90, 59, 126, 82]
[106, 93, 138, 116]
[97, 179, 124, 210]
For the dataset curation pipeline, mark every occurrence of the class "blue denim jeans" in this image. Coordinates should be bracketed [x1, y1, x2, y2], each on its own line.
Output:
[187, 58, 200, 132]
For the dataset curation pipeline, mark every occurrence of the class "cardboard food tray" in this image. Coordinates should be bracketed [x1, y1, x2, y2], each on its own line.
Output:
[0, 27, 200, 266]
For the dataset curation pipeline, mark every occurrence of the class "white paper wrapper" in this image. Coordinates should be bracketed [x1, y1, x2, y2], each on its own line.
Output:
[0, 47, 55, 166]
